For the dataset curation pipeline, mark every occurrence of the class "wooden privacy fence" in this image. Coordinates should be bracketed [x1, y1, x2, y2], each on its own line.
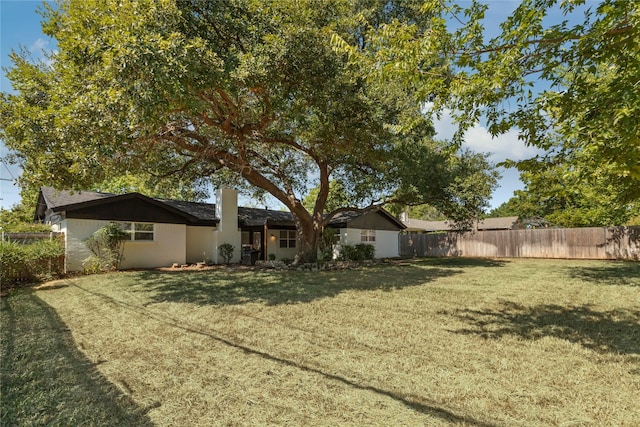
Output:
[399, 226, 640, 260]
[1, 232, 64, 244]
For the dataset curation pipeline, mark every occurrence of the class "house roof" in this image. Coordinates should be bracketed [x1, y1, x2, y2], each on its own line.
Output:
[402, 216, 520, 232]
[35, 187, 202, 224]
[328, 208, 406, 230]
[35, 187, 405, 230]
[38, 187, 115, 210]
[238, 207, 294, 227]
[161, 199, 218, 223]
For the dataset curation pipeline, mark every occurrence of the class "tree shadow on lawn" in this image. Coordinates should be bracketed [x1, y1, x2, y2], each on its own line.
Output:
[567, 262, 640, 286]
[135, 260, 492, 306]
[79, 280, 499, 427]
[447, 301, 640, 355]
[408, 257, 509, 269]
[1, 289, 154, 426]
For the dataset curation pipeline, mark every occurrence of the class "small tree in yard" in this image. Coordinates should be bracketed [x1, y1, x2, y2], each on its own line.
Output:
[83, 223, 127, 272]
[218, 243, 234, 265]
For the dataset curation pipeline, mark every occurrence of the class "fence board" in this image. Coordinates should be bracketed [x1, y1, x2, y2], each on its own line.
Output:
[399, 226, 640, 260]
[2, 232, 65, 244]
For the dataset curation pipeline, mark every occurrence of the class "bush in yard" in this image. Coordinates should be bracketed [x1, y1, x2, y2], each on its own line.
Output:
[339, 244, 375, 261]
[0, 238, 65, 287]
[83, 223, 128, 272]
[319, 228, 338, 261]
[219, 243, 234, 264]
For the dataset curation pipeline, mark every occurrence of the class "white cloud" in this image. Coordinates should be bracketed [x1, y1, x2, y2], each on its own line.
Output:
[29, 38, 49, 54]
[427, 107, 544, 209]
[28, 38, 57, 67]
[432, 107, 542, 163]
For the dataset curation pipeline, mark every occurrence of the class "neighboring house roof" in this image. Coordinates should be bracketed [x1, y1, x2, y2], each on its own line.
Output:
[477, 216, 520, 230]
[402, 216, 520, 232]
[402, 218, 451, 232]
[35, 187, 405, 230]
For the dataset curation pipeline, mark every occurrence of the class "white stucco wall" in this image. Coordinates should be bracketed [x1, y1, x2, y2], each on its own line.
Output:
[338, 228, 400, 258]
[63, 218, 107, 272]
[264, 229, 297, 261]
[261, 227, 401, 261]
[371, 229, 401, 258]
[120, 223, 186, 269]
[186, 226, 216, 264]
[62, 218, 186, 271]
[213, 188, 242, 263]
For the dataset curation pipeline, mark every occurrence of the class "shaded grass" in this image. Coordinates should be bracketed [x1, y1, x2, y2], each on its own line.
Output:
[0, 289, 153, 426]
[567, 261, 640, 286]
[134, 261, 466, 306]
[12, 258, 640, 426]
[448, 302, 640, 354]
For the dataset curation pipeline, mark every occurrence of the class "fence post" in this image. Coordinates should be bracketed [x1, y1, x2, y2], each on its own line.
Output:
[49, 232, 53, 275]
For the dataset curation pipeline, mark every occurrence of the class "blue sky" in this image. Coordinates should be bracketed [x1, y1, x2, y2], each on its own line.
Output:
[0, 0, 579, 211]
[1, 0, 55, 209]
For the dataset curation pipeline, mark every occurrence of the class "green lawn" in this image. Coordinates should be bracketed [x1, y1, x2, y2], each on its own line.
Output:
[2, 258, 639, 426]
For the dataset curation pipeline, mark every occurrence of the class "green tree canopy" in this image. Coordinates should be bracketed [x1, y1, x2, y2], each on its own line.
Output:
[333, 0, 640, 211]
[1, 0, 499, 261]
[495, 161, 640, 227]
[90, 173, 209, 201]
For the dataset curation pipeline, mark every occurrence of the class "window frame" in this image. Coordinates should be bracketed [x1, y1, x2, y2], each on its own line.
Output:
[120, 222, 155, 242]
[360, 229, 376, 242]
[279, 230, 296, 248]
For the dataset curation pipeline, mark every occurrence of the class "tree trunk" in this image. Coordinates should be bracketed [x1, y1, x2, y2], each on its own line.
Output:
[294, 214, 323, 263]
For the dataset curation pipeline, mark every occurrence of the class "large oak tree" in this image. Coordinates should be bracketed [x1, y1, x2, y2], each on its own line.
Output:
[1, 0, 499, 261]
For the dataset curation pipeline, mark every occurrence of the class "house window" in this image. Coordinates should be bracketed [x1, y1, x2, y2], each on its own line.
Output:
[361, 229, 376, 242]
[121, 222, 154, 241]
[279, 230, 296, 248]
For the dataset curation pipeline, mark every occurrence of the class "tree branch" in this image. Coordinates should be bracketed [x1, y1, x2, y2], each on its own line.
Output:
[460, 24, 633, 57]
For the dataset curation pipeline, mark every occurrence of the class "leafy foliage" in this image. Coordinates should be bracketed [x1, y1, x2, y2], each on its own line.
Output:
[487, 199, 520, 219]
[0, 204, 51, 232]
[90, 173, 209, 202]
[339, 243, 375, 261]
[334, 0, 640, 219]
[391, 144, 499, 229]
[0, 238, 64, 286]
[0, 0, 498, 261]
[497, 162, 640, 227]
[315, 227, 339, 262]
[218, 243, 234, 264]
[302, 181, 351, 215]
[83, 223, 127, 272]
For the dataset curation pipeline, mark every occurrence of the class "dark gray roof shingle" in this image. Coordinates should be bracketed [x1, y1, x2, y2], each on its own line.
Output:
[36, 187, 404, 230]
[40, 186, 115, 208]
[161, 199, 218, 222]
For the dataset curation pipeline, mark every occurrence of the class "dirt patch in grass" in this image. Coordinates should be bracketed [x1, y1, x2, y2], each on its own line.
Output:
[18, 258, 640, 425]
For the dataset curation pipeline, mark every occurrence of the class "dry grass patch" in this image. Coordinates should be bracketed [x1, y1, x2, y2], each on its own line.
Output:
[21, 258, 640, 425]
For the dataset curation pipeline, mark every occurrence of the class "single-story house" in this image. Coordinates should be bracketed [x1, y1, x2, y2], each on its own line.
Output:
[35, 187, 405, 271]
